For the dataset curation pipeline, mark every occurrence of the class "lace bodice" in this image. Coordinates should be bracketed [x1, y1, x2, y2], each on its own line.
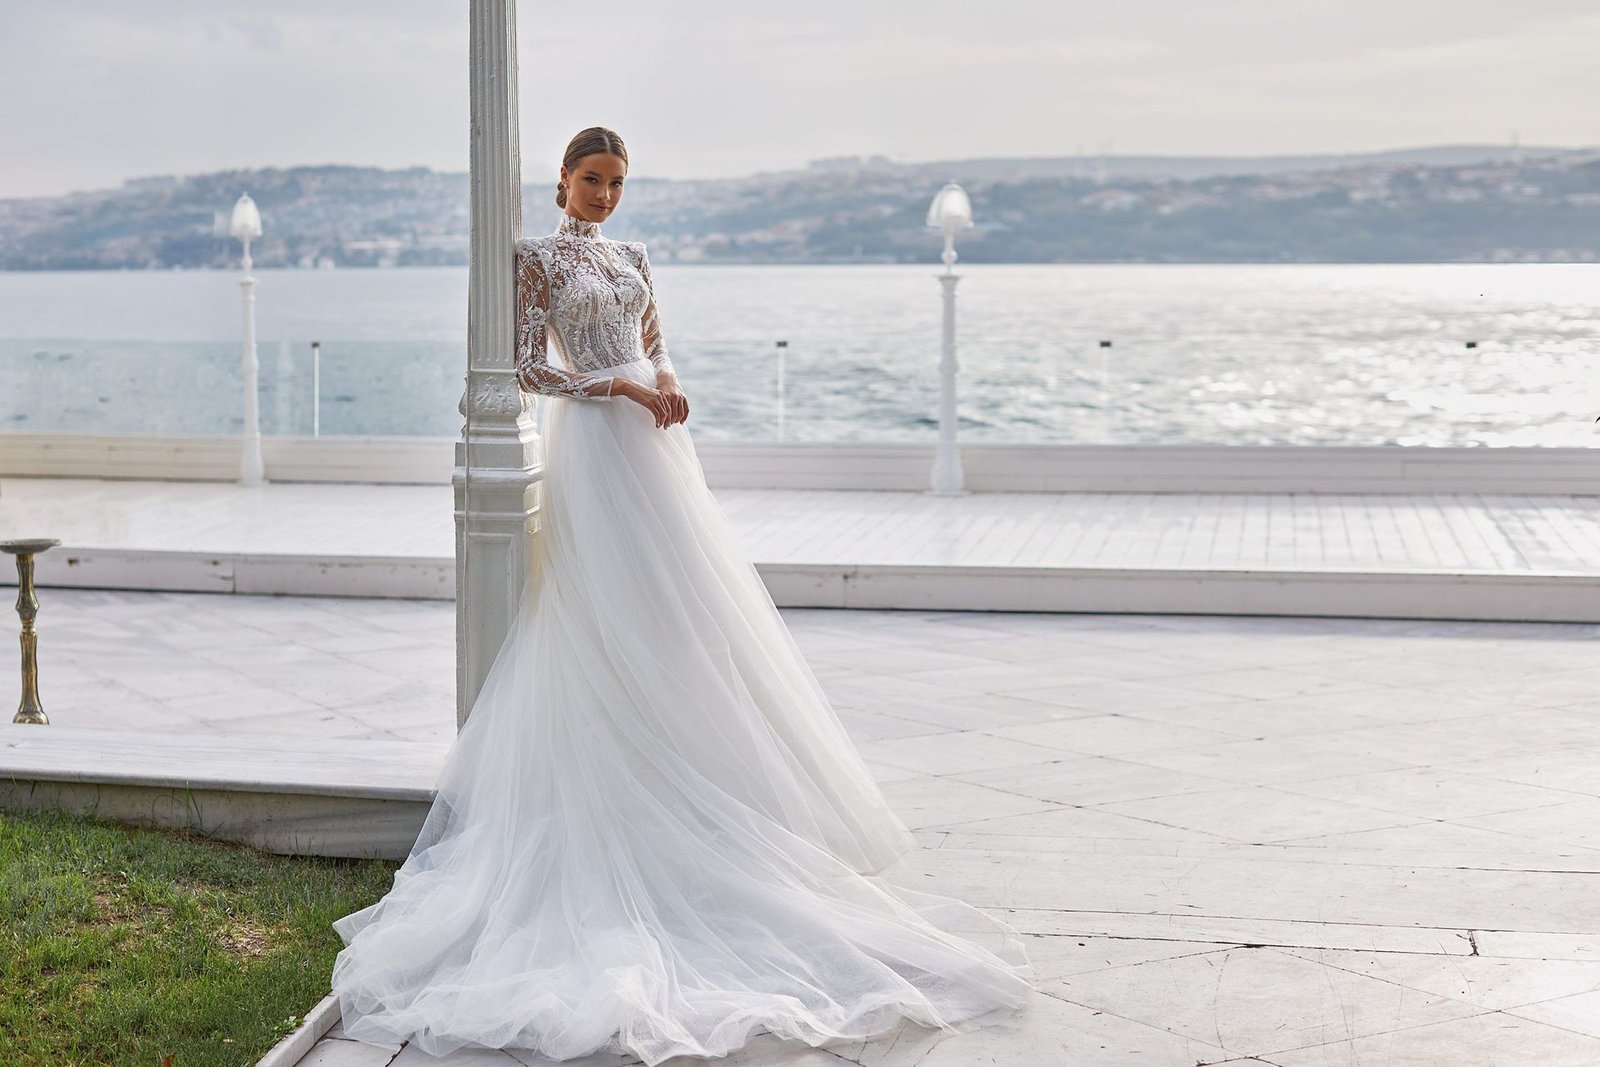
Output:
[514, 213, 676, 401]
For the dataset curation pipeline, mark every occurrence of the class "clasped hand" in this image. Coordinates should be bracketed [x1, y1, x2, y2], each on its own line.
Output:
[623, 375, 689, 428]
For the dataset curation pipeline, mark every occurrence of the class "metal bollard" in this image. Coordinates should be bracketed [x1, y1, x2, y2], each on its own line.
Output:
[3, 538, 60, 725]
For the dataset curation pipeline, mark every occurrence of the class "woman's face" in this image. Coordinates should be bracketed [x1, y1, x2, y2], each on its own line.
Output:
[561, 151, 626, 223]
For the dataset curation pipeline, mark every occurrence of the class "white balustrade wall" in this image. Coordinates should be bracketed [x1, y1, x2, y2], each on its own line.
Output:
[0, 433, 1596, 495]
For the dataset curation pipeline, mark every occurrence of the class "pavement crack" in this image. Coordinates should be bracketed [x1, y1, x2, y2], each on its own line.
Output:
[1209, 950, 1230, 1049]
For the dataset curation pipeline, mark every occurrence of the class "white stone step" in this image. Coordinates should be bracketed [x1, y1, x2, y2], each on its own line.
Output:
[0, 723, 445, 859]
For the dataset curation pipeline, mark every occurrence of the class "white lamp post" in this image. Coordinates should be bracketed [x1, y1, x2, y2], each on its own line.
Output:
[230, 192, 265, 485]
[926, 182, 972, 495]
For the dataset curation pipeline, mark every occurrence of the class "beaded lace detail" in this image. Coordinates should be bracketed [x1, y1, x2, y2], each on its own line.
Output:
[514, 213, 677, 402]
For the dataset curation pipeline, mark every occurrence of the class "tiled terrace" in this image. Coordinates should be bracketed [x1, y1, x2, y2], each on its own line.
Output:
[4, 476, 1599, 620]
[6, 588, 1600, 1064]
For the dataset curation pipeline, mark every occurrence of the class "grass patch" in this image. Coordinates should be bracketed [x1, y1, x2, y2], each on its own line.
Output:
[0, 807, 399, 1066]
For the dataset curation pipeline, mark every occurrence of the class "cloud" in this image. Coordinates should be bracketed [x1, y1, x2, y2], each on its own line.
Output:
[0, 1, 1594, 197]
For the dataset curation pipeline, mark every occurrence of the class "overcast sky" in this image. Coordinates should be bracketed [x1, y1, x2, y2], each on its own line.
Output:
[3, 0, 1597, 198]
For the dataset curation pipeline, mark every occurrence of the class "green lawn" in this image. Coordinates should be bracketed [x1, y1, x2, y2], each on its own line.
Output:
[0, 807, 399, 1066]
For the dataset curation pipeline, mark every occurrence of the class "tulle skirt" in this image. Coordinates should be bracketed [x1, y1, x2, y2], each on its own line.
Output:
[330, 356, 1035, 1063]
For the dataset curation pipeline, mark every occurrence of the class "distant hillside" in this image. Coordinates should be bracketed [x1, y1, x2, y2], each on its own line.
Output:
[0, 165, 471, 271]
[0, 145, 1595, 269]
[889, 144, 1573, 183]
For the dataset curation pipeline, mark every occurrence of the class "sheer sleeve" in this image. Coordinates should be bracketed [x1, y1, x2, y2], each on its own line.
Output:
[514, 240, 617, 401]
[631, 243, 677, 382]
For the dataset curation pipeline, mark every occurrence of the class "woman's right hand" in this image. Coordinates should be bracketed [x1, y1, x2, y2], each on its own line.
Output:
[614, 379, 675, 428]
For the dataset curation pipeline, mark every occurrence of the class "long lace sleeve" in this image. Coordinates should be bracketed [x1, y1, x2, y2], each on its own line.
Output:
[514, 240, 617, 401]
[631, 243, 677, 382]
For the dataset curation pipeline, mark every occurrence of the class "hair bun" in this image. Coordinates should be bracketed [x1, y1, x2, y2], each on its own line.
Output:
[556, 128, 627, 213]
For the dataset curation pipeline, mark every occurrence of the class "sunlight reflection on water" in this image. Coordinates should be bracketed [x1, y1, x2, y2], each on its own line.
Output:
[2, 262, 1596, 446]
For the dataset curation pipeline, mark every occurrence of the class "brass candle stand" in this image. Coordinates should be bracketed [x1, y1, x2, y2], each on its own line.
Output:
[3, 538, 60, 725]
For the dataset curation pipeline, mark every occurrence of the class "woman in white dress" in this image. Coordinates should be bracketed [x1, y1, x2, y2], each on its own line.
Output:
[330, 126, 1035, 1064]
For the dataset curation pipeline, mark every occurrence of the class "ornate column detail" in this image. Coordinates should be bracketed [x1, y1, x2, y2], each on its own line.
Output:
[455, 0, 541, 729]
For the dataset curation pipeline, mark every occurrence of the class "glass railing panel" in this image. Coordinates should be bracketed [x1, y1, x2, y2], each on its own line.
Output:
[0, 338, 465, 437]
[2, 262, 1595, 446]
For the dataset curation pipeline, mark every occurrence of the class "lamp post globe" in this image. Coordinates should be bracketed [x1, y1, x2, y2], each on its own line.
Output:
[230, 193, 263, 244]
[232, 193, 265, 486]
[926, 182, 973, 272]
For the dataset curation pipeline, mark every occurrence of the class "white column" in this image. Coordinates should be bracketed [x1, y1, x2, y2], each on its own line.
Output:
[455, 0, 541, 729]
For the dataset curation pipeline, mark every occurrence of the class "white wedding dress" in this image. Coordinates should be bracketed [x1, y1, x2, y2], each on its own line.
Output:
[329, 212, 1035, 1063]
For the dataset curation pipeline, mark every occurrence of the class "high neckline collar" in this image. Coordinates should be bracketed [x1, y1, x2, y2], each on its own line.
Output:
[558, 213, 602, 239]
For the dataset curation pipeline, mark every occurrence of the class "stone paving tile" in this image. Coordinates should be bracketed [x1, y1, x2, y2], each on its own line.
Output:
[1267, 1012, 1600, 1066]
[822, 990, 1234, 1066]
[296, 1036, 403, 1065]
[896, 660, 1111, 695]
[950, 753, 1237, 808]
[1266, 818, 1599, 858]
[1019, 934, 1237, 982]
[324, 1017, 397, 1047]
[1268, 765, 1577, 822]
[999, 679, 1248, 718]
[1293, 715, 1568, 767]
[388, 1045, 539, 1064]
[807, 640, 1019, 672]
[1503, 988, 1600, 1039]
[1044, 945, 1484, 1058]
[1006, 906, 1475, 957]
[1112, 735, 1415, 785]
[1474, 931, 1600, 963]
[875, 775, 1061, 830]
[928, 802, 1209, 844]
[983, 711, 1244, 758]
[871, 689, 1103, 731]
[830, 708, 950, 743]
[1441, 748, 1600, 799]
[900, 842, 1600, 936]
[1271, 684, 1521, 725]
[1108, 697, 1393, 740]
[1163, 666, 1386, 702]
[854, 731, 1069, 777]
[1275, 948, 1600, 1013]
[1459, 798, 1600, 851]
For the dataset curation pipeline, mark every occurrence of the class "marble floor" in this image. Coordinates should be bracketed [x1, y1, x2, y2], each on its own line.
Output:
[3, 475, 1597, 574]
[7, 590, 1600, 1064]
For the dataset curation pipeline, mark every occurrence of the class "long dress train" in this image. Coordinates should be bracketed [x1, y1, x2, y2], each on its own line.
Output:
[330, 215, 1035, 1063]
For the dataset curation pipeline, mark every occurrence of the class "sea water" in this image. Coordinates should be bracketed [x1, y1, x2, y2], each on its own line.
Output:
[1, 262, 1596, 447]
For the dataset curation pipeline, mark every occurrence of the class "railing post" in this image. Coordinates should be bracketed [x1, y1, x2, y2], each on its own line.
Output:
[775, 339, 787, 441]
[311, 340, 321, 437]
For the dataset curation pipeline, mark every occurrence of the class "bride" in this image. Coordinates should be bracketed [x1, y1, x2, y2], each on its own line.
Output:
[330, 126, 1035, 1064]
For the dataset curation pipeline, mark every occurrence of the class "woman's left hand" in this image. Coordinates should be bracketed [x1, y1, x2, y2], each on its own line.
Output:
[658, 375, 689, 427]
